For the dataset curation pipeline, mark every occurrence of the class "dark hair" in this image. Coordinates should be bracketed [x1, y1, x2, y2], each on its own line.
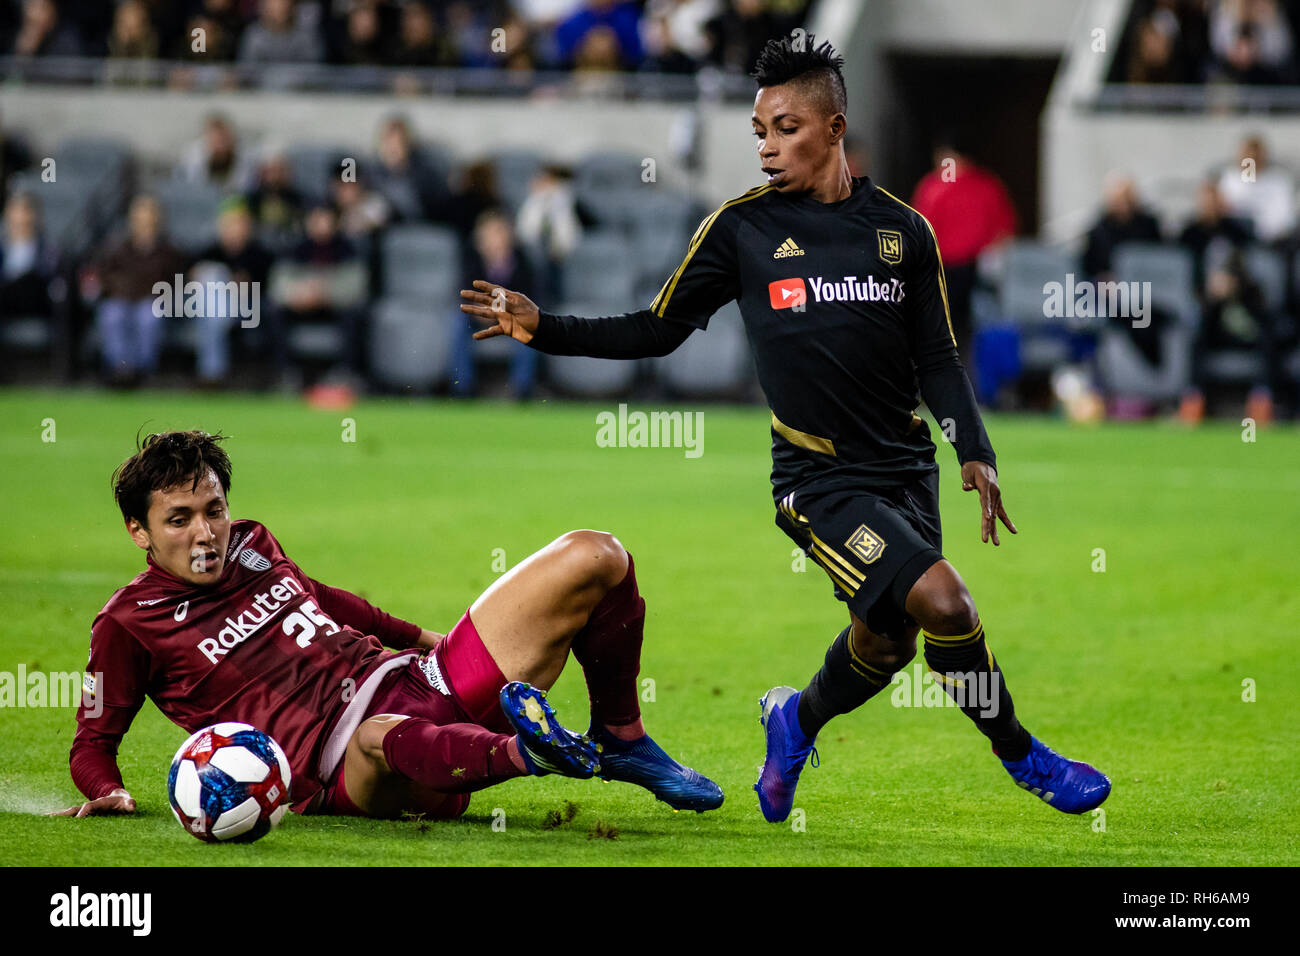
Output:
[750, 33, 847, 117]
[112, 430, 232, 527]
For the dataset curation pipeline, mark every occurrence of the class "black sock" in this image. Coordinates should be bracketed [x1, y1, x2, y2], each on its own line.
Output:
[921, 620, 1031, 761]
[797, 626, 897, 739]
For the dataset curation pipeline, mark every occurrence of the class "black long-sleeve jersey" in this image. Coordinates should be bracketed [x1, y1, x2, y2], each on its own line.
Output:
[529, 175, 997, 500]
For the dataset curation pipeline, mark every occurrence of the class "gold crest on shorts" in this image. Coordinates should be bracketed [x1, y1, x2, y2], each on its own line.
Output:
[846, 524, 887, 564]
[877, 229, 903, 265]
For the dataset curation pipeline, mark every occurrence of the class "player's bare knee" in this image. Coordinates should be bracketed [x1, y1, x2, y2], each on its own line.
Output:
[922, 587, 979, 636]
[554, 529, 628, 591]
[354, 714, 407, 766]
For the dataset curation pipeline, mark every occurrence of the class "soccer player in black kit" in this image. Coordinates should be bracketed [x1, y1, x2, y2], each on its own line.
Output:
[461, 36, 1111, 822]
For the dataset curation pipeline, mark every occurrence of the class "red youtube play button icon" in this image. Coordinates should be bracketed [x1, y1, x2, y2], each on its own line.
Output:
[769, 277, 806, 310]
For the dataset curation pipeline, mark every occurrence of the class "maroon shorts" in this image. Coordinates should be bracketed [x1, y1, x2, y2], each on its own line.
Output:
[315, 608, 510, 816]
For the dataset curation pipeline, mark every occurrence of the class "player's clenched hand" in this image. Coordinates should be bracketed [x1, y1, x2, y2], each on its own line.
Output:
[460, 279, 539, 344]
[50, 788, 136, 818]
[961, 461, 1017, 546]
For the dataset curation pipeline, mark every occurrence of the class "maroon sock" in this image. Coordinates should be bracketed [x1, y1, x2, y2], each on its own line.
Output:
[381, 718, 520, 795]
[570, 551, 645, 729]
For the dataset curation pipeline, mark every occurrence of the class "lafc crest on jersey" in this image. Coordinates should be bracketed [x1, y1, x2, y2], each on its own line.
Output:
[877, 229, 903, 265]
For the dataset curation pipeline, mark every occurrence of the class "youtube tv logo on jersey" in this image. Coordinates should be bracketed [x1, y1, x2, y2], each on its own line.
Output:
[769, 278, 807, 310]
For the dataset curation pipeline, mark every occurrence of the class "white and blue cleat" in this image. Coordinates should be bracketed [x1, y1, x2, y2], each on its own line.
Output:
[754, 685, 818, 823]
[1001, 736, 1111, 814]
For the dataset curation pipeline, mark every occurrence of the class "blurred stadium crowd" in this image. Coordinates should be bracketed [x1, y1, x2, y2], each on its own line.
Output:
[1114, 0, 1300, 86]
[0, 0, 810, 80]
[1, 0, 1299, 422]
[0, 109, 728, 398]
[947, 127, 1300, 425]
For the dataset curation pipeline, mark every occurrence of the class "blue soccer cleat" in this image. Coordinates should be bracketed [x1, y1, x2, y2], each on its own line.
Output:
[499, 682, 600, 779]
[590, 727, 724, 812]
[754, 685, 818, 823]
[1001, 736, 1111, 814]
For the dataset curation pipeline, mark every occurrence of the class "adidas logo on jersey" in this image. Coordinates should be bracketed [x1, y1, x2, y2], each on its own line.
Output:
[772, 237, 805, 259]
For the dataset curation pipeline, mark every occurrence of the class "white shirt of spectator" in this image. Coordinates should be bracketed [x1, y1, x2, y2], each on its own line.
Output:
[1217, 164, 1298, 242]
[517, 181, 582, 261]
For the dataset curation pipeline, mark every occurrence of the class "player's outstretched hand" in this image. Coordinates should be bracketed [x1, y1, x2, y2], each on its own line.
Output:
[49, 788, 136, 818]
[460, 279, 540, 344]
[961, 461, 1017, 546]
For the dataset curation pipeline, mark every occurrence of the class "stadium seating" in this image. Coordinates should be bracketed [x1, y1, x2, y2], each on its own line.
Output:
[995, 239, 1081, 371]
[379, 224, 460, 299]
[574, 151, 649, 196]
[369, 297, 451, 392]
[559, 230, 637, 310]
[1096, 242, 1199, 402]
[488, 148, 544, 212]
[287, 144, 350, 206]
[653, 300, 752, 398]
[152, 179, 225, 254]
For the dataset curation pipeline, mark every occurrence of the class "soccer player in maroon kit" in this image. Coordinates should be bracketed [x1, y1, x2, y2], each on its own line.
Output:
[57, 430, 722, 822]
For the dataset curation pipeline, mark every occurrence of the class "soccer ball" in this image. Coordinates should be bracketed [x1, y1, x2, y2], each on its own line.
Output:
[167, 722, 292, 843]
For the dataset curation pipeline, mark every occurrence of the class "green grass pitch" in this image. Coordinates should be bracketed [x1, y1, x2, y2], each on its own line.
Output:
[0, 387, 1296, 866]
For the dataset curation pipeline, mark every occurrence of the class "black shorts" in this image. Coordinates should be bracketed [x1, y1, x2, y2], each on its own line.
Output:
[775, 472, 944, 637]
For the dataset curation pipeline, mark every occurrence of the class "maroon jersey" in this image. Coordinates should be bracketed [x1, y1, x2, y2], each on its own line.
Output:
[72, 519, 424, 807]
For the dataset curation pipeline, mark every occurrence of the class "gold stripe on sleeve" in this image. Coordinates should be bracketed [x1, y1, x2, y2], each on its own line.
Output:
[650, 185, 774, 317]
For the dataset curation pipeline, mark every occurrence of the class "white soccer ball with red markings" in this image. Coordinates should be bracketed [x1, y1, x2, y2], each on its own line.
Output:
[167, 722, 291, 843]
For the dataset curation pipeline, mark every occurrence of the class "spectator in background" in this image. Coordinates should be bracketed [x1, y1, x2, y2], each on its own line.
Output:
[389, 1, 457, 68]
[1216, 135, 1296, 244]
[1082, 174, 1163, 278]
[1178, 178, 1254, 291]
[647, 0, 720, 65]
[370, 115, 450, 222]
[494, 13, 538, 71]
[245, 148, 305, 252]
[238, 0, 325, 64]
[175, 113, 257, 192]
[910, 135, 1018, 365]
[331, 176, 390, 259]
[444, 159, 503, 239]
[190, 197, 275, 387]
[269, 201, 368, 381]
[569, 25, 625, 94]
[1180, 247, 1282, 423]
[556, 0, 644, 69]
[90, 194, 184, 387]
[10, 0, 83, 57]
[173, 0, 244, 61]
[1126, 6, 1190, 82]
[443, 1, 498, 68]
[641, 13, 699, 74]
[515, 163, 588, 300]
[509, 0, 584, 66]
[1083, 176, 1171, 388]
[335, 0, 385, 66]
[1209, 0, 1296, 83]
[705, 0, 778, 73]
[106, 0, 158, 59]
[0, 192, 60, 325]
[0, 110, 35, 207]
[451, 208, 540, 399]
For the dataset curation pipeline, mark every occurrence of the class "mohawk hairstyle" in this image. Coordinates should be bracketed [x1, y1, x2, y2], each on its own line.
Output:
[112, 429, 232, 527]
[750, 33, 847, 117]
